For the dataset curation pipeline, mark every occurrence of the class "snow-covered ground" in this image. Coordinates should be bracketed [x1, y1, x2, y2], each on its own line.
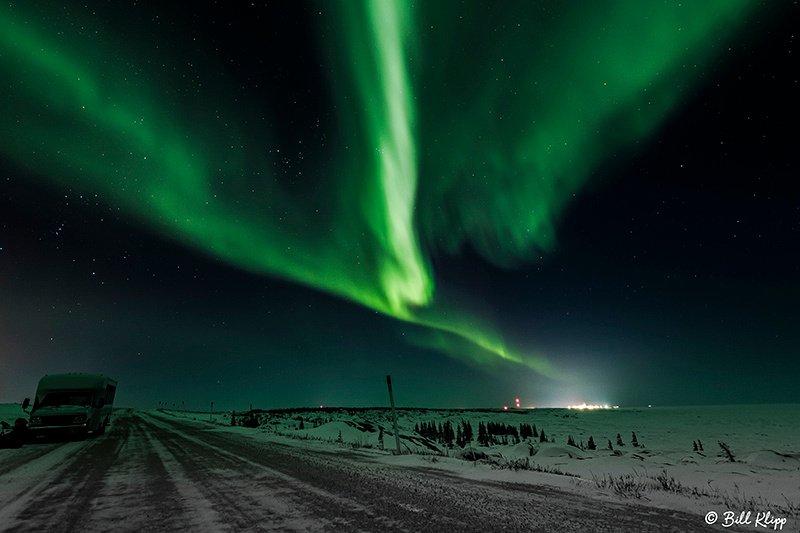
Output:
[0, 403, 26, 427]
[4, 403, 798, 527]
[158, 403, 800, 523]
[0, 409, 732, 531]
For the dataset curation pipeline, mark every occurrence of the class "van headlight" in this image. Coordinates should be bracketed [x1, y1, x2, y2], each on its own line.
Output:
[30, 416, 42, 424]
[73, 414, 87, 423]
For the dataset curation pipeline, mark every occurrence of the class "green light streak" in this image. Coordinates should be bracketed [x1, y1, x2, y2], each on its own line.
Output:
[337, 0, 431, 318]
[414, 0, 758, 267]
[0, 1, 760, 379]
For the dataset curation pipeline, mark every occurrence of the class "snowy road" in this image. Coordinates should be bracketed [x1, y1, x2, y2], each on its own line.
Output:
[0, 410, 724, 532]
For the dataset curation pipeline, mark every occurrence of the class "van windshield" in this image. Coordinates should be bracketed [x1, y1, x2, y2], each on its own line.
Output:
[40, 392, 92, 407]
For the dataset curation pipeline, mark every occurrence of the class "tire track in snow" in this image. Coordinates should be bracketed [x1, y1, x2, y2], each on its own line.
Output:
[0, 440, 85, 526]
[78, 413, 189, 533]
[0, 441, 68, 477]
[137, 411, 341, 532]
[143, 430, 228, 532]
[0, 412, 130, 532]
[140, 411, 428, 532]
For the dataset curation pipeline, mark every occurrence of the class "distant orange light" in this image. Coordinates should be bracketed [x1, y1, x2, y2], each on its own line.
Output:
[503, 405, 508, 410]
[319, 405, 323, 408]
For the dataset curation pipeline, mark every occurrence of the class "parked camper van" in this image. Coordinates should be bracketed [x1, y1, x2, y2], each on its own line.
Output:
[23, 373, 117, 439]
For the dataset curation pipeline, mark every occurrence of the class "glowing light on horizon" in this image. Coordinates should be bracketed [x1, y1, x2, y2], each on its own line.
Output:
[567, 403, 610, 410]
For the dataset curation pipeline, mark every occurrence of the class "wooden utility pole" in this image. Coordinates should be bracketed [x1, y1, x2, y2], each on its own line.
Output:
[386, 375, 401, 454]
[210, 401, 214, 422]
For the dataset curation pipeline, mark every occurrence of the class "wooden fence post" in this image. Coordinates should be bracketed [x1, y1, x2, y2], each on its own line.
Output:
[386, 375, 401, 454]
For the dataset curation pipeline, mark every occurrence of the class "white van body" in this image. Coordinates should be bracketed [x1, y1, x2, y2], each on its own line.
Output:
[28, 373, 117, 438]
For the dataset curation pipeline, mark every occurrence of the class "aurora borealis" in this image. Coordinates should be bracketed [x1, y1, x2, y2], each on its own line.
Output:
[1, 1, 797, 409]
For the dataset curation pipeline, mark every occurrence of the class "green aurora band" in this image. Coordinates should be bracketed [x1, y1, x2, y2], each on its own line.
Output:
[0, 1, 759, 379]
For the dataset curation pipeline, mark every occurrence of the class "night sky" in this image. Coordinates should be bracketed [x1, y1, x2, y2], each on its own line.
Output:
[1, 1, 797, 410]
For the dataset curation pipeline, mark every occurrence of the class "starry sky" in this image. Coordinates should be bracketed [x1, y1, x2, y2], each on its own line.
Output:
[1, 1, 797, 410]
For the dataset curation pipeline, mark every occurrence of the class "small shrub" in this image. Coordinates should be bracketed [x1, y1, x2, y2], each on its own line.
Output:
[654, 470, 683, 493]
[350, 436, 372, 449]
[500, 457, 531, 471]
[491, 457, 579, 477]
[241, 413, 260, 428]
[718, 441, 735, 462]
[593, 473, 647, 499]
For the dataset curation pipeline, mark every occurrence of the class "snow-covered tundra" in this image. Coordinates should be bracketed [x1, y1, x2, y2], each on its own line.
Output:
[0, 404, 797, 532]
